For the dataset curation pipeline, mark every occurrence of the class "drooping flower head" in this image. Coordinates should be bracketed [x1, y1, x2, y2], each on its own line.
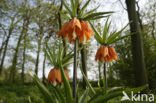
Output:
[58, 17, 94, 43]
[95, 45, 118, 63]
[48, 68, 70, 85]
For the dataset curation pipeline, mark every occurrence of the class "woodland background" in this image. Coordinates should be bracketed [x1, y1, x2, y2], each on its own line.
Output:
[0, 0, 155, 103]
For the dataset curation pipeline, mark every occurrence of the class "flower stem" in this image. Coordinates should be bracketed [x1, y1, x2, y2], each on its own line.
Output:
[103, 62, 107, 89]
[73, 39, 78, 101]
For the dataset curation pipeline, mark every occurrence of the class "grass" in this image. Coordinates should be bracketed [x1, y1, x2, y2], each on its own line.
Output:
[0, 82, 155, 103]
[0, 83, 44, 103]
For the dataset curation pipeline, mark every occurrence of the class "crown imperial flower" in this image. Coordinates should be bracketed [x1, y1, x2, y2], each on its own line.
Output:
[48, 68, 70, 84]
[95, 46, 118, 63]
[58, 18, 94, 43]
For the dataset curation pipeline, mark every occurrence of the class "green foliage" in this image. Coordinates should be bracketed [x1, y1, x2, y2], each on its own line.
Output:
[0, 84, 44, 103]
[61, 0, 113, 20]
[44, 44, 74, 68]
[89, 19, 131, 46]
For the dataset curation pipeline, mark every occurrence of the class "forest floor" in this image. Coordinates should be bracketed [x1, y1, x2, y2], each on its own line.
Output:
[0, 83, 155, 103]
[0, 83, 122, 103]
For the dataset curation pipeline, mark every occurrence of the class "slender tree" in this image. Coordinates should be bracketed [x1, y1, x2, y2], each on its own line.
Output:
[35, 32, 42, 76]
[126, 0, 148, 87]
[21, 33, 27, 83]
[10, 15, 30, 82]
[0, 16, 18, 75]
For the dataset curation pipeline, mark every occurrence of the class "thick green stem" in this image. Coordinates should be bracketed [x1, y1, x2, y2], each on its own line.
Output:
[103, 62, 107, 89]
[73, 39, 78, 101]
[80, 44, 87, 89]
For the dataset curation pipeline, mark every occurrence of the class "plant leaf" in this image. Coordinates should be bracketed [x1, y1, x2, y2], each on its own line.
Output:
[58, 10, 71, 19]
[33, 75, 56, 103]
[88, 84, 148, 103]
[60, 65, 74, 103]
[107, 33, 133, 44]
[82, 12, 114, 21]
[106, 23, 129, 44]
[80, 66, 96, 96]
[71, 0, 75, 17]
[103, 17, 111, 42]
[80, 5, 99, 18]
[89, 21, 104, 45]
[78, 88, 89, 103]
[62, 0, 73, 18]
[80, 0, 91, 15]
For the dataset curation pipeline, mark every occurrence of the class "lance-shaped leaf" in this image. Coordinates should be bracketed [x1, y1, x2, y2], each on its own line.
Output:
[107, 33, 134, 44]
[62, 0, 73, 18]
[89, 21, 104, 45]
[60, 64, 74, 103]
[32, 75, 56, 103]
[103, 17, 111, 42]
[82, 12, 114, 21]
[106, 23, 129, 44]
[81, 5, 100, 18]
[78, 88, 89, 103]
[58, 10, 71, 19]
[80, 0, 91, 15]
[71, 0, 76, 17]
[48, 84, 66, 103]
[88, 84, 148, 103]
[80, 66, 96, 96]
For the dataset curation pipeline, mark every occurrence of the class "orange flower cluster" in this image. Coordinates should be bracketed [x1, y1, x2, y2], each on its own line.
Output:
[58, 17, 94, 43]
[48, 68, 70, 84]
[95, 46, 118, 63]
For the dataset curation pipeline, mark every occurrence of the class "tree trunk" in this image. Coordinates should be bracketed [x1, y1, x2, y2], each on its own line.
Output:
[21, 33, 27, 83]
[0, 27, 13, 75]
[80, 44, 87, 89]
[126, 0, 148, 87]
[42, 49, 46, 83]
[0, 33, 7, 58]
[10, 18, 29, 82]
[35, 38, 41, 76]
[58, 0, 67, 57]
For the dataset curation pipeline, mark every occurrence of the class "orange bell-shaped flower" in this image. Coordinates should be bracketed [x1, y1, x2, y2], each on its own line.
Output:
[108, 46, 118, 60]
[79, 21, 94, 42]
[58, 18, 94, 43]
[95, 45, 118, 63]
[48, 68, 70, 84]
